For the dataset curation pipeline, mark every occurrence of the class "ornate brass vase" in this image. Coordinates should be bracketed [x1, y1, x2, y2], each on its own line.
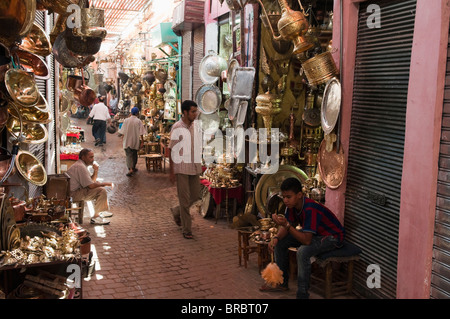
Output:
[255, 92, 282, 136]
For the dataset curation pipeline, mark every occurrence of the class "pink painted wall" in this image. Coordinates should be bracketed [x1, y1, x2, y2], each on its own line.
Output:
[204, 0, 230, 24]
[397, 0, 450, 299]
[326, 0, 450, 298]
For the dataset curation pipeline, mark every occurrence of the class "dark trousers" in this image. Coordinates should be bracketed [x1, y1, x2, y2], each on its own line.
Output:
[92, 120, 106, 144]
[124, 147, 138, 170]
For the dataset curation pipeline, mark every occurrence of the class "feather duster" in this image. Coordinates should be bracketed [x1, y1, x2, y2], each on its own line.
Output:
[261, 253, 284, 287]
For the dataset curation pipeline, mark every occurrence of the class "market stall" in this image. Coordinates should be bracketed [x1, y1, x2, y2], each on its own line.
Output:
[0, 0, 108, 299]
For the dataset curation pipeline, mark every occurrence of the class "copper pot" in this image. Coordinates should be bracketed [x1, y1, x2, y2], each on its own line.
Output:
[66, 74, 86, 92]
[18, 22, 52, 57]
[73, 69, 95, 106]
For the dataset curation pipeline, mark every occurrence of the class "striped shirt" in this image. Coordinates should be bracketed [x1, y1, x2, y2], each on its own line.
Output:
[169, 119, 202, 175]
[284, 197, 345, 243]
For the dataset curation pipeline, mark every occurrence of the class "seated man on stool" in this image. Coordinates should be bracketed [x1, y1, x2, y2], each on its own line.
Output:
[261, 177, 345, 299]
[66, 148, 114, 225]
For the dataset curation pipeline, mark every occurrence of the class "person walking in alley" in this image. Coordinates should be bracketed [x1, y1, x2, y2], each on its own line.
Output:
[118, 107, 146, 177]
[67, 148, 114, 225]
[168, 100, 202, 239]
[89, 96, 110, 147]
[262, 177, 345, 299]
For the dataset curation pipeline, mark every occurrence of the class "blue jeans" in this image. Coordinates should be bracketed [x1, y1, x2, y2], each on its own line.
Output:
[92, 120, 106, 144]
[274, 233, 340, 299]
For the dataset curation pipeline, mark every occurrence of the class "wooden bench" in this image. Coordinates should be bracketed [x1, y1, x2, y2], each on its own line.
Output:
[289, 241, 362, 299]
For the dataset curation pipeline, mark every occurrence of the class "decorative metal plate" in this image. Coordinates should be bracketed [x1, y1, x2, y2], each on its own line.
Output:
[195, 84, 222, 114]
[199, 51, 227, 85]
[321, 77, 341, 135]
[317, 138, 346, 189]
[227, 59, 239, 92]
[255, 165, 308, 217]
[198, 111, 220, 135]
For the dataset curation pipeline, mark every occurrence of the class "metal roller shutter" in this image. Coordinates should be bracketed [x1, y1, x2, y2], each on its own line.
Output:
[344, 0, 416, 299]
[431, 21, 450, 299]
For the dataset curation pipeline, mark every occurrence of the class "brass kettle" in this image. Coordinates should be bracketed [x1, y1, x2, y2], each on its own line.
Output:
[256, 0, 313, 54]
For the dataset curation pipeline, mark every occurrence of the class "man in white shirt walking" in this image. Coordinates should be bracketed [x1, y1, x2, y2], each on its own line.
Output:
[89, 96, 110, 147]
[168, 100, 203, 239]
[118, 107, 146, 176]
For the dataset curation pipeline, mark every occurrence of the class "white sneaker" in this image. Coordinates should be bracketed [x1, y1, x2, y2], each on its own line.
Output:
[100, 211, 114, 218]
[90, 217, 110, 225]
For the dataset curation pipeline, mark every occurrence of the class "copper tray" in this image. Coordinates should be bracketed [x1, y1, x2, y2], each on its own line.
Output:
[255, 165, 308, 217]
[317, 139, 345, 189]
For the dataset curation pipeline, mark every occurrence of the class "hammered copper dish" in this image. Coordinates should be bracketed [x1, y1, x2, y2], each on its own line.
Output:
[317, 138, 345, 189]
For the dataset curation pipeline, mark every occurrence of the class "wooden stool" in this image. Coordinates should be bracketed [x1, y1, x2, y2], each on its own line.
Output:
[289, 241, 362, 299]
[143, 154, 164, 172]
[237, 228, 257, 268]
[255, 241, 270, 273]
[67, 200, 85, 224]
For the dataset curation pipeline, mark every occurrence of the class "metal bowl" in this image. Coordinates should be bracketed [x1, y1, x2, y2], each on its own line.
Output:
[15, 49, 50, 79]
[6, 116, 48, 144]
[0, 0, 36, 48]
[14, 150, 47, 186]
[199, 51, 227, 84]
[4, 68, 40, 107]
[18, 22, 52, 57]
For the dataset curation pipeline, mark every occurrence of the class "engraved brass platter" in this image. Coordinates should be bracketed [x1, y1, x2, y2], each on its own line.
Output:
[317, 138, 345, 189]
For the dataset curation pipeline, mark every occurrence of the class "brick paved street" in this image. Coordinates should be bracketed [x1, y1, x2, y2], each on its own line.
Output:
[72, 117, 358, 300]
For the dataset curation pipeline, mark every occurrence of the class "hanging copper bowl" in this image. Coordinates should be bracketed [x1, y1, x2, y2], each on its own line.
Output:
[15, 150, 47, 186]
[4, 68, 40, 107]
[0, 0, 36, 48]
[64, 28, 105, 57]
[18, 22, 52, 57]
[317, 139, 345, 189]
[52, 33, 83, 68]
[15, 49, 50, 80]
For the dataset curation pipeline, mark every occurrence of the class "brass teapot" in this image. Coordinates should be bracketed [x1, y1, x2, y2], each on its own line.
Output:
[256, 0, 313, 54]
